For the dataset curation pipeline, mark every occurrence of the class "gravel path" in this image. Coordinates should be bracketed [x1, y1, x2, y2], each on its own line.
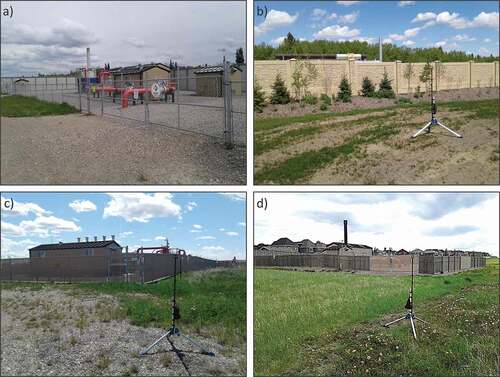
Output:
[1, 113, 246, 185]
[1, 288, 245, 376]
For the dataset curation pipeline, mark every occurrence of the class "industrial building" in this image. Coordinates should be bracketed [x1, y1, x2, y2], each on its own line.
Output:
[29, 236, 122, 258]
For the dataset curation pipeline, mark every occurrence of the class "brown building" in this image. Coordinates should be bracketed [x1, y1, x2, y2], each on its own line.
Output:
[110, 63, 172, 88]
[194, 65, 243, 97]
[29, 238, 122, 258]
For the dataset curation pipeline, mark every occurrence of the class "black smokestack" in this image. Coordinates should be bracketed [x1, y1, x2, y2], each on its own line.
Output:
[343, 220, 348, 245]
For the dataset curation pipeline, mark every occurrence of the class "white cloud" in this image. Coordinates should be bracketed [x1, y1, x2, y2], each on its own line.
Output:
[186, 201, 197, 211]
[389, 27, 421, 42]
[339, 11, 359, 24]
[337, 1, 360, 6]
[1, 196, 49, 217]
[0, 237, 39, 258]
[254, 193, 499, 256]
[312, 8, 327, 19]
[192, 224, 203, 229]
[413, 11, 499, 30]
[155, 236, 167, 241]
[238, 222, 246, 227]
[434, 41, 447, 48]
[470, 12, 499, 29]
[484, 38, 492, 43]
[219, 228, 226, 232]
[103, 193, 181, 223]
[398, 1, 415, 7]
[2, 216, 80, 238]
[453, 34, 476, 42]
[190, 229, 202, 233]
[119, 231, 133, 237]
[225, 231, 239, 237]
[328, 13, 338, 20]
[69, 199, 97, 213]
[254, 10, 298, 36]
[219, 193, 246, 201]
[196, 236, 216, 240]
[314, 25, 361, 40]
[1, 18, 98, 47]
[383, 38, 393, 44]
[402, 40, 416, 46]
[270, 36, 286, 46]
[191, 245, 244, 260]
[412, 12, 437, 23]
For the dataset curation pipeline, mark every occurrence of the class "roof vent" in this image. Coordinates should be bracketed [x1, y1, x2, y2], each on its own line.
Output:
[111, 235, 115, 241]
[77, 237, 81, 242]
[103, 235, 106, 241]
[94, 236, 98, 241]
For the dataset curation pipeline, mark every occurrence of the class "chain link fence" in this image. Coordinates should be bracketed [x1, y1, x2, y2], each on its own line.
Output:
[1, 62, 246, 148]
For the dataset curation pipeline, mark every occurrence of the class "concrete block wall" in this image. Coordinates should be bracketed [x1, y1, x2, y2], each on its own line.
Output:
[255, 60, 499, 98]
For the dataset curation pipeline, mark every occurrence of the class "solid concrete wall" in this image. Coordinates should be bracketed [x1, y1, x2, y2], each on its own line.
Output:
[255, 60, 499, 97]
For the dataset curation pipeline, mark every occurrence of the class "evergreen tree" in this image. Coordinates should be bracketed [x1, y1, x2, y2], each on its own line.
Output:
[337, 75, 352, 102]
[361, 76, 375, 97]
[254, 82, 266, 112]
[270, 73, 291, 104]
[236, 48, 245, 65]
[377, 71, 395, 98]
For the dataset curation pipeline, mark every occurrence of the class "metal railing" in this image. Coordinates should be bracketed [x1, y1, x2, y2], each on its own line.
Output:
[1, 65, 246, 148]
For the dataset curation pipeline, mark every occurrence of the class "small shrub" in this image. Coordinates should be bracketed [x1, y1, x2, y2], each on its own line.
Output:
[320, 103, 328, 111]
[130, 364, 139, 375]
[270, 73, 291, 105]
[361, 76, 375, 97]
[302, 94, 318, 105]
[97, 354, 111, 370]
[413, 85, 422, 98]
[377, 71, 395, 98]
[337, 75, 352, 103]
[254, 83, 266, 113]
[320, 93, 332, 105]
[397, 97, 412, 104]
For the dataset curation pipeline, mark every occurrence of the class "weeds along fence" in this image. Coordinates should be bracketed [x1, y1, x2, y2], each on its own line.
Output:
[0, 64, 246, 148]
[255, 254, 486, 274]
[0, 254, 217, 283]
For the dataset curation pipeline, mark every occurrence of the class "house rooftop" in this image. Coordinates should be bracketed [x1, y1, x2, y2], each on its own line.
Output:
[30, 240, 121, 251]
[109, 63, 171, 75]
[194, 65, 243, 74]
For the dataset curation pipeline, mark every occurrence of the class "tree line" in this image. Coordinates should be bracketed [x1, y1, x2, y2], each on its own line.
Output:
[255, 34, 498, 63]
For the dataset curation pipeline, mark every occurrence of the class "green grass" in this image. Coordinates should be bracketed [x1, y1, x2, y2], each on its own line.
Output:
[1, 268, 246, 346]
[255, 120, 402, 184]
[0, 95, 78, 117]
[254, 259, 499, 376]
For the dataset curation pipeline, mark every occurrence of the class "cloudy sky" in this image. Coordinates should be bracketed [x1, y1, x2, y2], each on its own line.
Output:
[254, 193, 499, 255]
[1, 193, 246, 260]
[254, 1, 499, 56]
[1, 1, 246, 76]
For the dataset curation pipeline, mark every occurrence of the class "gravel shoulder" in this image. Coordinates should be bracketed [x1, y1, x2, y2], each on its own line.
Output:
[0, 114, 246, 184]
[1, 288, 245, 376]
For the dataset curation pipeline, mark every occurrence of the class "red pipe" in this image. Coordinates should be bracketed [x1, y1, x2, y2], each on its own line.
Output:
[122, 87, 151, 108]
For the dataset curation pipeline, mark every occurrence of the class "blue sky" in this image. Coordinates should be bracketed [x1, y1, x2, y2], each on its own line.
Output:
[254, 1, 499, 56]
[1, 193, 246, 260]
[255, 193, 499, 256]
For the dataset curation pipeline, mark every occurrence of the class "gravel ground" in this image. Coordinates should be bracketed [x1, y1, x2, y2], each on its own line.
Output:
[1, 288, 245, 376]
[1, 113, 246, 185]
[31, 90, 246, 146]
[257, 87, 499, 118]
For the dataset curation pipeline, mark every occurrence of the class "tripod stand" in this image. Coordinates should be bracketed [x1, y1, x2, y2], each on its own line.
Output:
[140, 255, 215, 358]
[383, 255, 429, 340]
[411, 66, 462, 139]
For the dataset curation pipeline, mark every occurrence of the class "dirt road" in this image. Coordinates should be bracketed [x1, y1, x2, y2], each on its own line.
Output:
[1, 114, 245, 184]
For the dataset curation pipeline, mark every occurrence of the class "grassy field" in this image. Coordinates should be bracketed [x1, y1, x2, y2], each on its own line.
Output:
[254, 259, 499, 376]
[0, 95, 78, 117]
[254, 99, 499, 184]
[1, 267, 246, 346]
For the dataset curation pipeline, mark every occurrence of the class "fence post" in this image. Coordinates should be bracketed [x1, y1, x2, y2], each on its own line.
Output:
[78, 79, 82, 112]
[469, 61, 473, 88]
[395, 61, 400, 95]
[9, 258, 13, 281]
[144, 92, 150, 125]
[100, 78, 104, 116]
[223, 60, 234, 149]
[125, 246, 129, 283]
